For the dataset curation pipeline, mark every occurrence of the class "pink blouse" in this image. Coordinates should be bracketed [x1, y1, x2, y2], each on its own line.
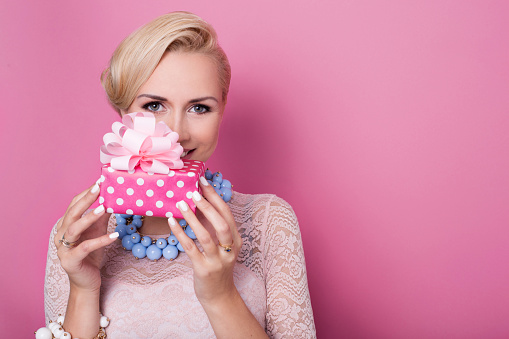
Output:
[44, 192, 316, 338]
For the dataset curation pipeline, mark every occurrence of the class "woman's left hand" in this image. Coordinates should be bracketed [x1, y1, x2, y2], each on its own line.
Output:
[170, 176, 242, 306]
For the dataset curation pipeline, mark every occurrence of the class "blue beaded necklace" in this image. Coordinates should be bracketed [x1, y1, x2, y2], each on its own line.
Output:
[114, 170, 232, 261]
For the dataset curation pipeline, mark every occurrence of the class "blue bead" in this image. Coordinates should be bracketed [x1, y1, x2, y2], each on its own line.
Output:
[132, 218, 143, 228]
[178, 219, 187, 227]
[220, 188, 232, 202]
[212, 181, 221, 189]
[167, 235, 178, 245]
[214, 188, 222, 196]
[126, 225, 137, 235]
[119, 214, 132, 218]
[131, 233, 141, 243]
[212, 173, 223, 184]
[115, 225, 128, 239]
[185, 225, 197, 240]
[207, 180, 213, 186]
[141, 236, 152, 247]
[132, 215, 142, 219]
[132, 243, 146, 259]
[116, 217, 127, 225]
[177, 242, 185, 252]
[146, 244, 162, 260]
[220, 179, 232, 189]
[162, 245, 179, 260]
[121, 235, 134, 250]
[156, 238, 167, 249]
[205, 169, 213, 180]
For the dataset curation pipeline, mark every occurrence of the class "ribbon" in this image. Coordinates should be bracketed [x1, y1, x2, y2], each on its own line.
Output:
[100, 112, 184, 174]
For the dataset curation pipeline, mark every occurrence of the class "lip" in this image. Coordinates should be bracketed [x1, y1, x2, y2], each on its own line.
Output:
[181, 149, 195, 160]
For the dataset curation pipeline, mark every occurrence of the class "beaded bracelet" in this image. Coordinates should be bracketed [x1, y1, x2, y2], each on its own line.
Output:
[35, 314, 109, 339]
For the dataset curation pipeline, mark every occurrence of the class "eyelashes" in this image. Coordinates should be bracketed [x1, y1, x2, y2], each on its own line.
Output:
[141, 101, 211, 115]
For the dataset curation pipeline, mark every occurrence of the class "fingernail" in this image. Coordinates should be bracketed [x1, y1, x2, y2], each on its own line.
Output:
[177, 200, 188, 211]
[109, 232, 119, 239]
[93, 204, 105, 215]
[199, 176, 209, 186]
[91, 184, 100, 194]
[192, 191, 202, 201]
[168, 217, 176, 226]
[95, 177, 102, 185]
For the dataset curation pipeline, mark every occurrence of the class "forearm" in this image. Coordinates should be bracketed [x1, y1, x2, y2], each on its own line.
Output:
[202, 289, 268, 339]
[62, 284, 101, 339]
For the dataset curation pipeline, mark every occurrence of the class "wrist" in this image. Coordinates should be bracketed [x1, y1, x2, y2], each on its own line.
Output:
[200, 288, 242, 314]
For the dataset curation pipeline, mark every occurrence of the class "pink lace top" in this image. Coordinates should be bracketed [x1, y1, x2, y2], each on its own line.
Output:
[44, 192, 316, 338]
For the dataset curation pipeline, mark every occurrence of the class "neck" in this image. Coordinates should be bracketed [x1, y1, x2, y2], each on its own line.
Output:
[137, 216, 172, 236]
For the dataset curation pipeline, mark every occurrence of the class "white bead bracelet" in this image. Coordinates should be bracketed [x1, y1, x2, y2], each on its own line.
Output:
[35, 314, 109, 339]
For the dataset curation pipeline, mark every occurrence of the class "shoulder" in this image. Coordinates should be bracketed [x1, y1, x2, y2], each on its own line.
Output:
[228, 190, 295, 217]
[228, 191, 299, 235]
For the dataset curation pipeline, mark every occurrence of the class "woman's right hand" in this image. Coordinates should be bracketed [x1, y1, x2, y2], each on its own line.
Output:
[55, 181, 118, 292]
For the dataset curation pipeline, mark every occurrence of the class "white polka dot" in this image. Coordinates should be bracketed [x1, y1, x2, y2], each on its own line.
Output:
[137, 178, 144, 185]
[187, 172, 195, 177]
[148, 172, 154, 175]
[156, 201, 163, 208]
[196, 182, 199, 188]
[157, 180, 164, 187]
[179, 170, 186, 172]
[166, 190, 174, 198]
[146, 211, 153, 216]
[107, 207, 114, 213]
[177, 181, 184, 188]
[168, 171, 175, 177]
[165, 212, 173, 218]
[117, 177, 124, 184]
[192, 164, 198, 167]
[107, 186, 114, 194]
[186, 191, 193, 199]
[126, 209, 133, 214]
[136, 199, 144, 207]
[175, 202, 180, 209]
[99, 197, 104, 204]
[116, 198, 124, 205]
[146, 189, 154, 197]
[128, 169, 135, 174]
[100, 175, 105, 182]
[107, 167, 115, 173]
[126, 188, 134, 195]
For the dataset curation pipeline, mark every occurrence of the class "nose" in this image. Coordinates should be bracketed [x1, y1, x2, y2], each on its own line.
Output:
[163, 112, 190, 143]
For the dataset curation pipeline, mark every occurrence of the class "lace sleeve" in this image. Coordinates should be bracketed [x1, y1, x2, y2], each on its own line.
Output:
[44, 219, 70, 325]
[263, 196, 316, 338]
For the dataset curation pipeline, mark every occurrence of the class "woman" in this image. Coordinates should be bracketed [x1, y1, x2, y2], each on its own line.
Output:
[43, 11, 315, 338]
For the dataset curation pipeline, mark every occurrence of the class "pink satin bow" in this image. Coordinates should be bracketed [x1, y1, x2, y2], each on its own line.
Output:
[100, 112, 184, 174]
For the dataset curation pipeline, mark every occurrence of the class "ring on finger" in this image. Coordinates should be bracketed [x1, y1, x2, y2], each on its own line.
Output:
[218, 240, 234, 253]
[59, 233, 79, 249]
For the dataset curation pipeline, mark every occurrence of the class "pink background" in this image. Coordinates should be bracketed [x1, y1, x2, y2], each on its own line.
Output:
[1, 1, 508, 337]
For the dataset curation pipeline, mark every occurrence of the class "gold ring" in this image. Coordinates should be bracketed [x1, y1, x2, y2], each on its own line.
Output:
[59, 233, 79, 249]
[218, 240, 234, 253]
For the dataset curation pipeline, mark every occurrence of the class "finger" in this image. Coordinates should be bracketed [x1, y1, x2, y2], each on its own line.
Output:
[167, 216, 205, 261]
[61, 182, 102, 231]
[70, 231, 119, 262]
[64, 204, 107, 243]
[57, 183, 96, 232]
[199, 177, 241, 245]
[191, 191, 233, 248]
[176, 201, 219, 258]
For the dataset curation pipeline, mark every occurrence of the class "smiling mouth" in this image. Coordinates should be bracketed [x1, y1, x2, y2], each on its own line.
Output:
[180, 149, 195, 158]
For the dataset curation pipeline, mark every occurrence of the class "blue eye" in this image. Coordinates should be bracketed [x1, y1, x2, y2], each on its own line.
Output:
[189, 104, 210, 114]
[142, 102, 163, 112]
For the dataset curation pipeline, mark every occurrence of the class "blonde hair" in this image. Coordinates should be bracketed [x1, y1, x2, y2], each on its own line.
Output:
[101, 11, 231, 113]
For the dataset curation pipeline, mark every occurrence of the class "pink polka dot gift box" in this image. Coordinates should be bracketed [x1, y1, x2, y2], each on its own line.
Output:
[98, 112, 205, 218]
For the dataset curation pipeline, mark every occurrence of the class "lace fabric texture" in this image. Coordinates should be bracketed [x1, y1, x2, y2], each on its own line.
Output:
[44, 192, 316, 338]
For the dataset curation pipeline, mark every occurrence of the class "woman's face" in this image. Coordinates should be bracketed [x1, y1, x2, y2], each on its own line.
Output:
[123, 52, 224, 162]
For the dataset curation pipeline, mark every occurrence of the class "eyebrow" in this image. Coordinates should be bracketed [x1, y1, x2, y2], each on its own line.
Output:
[137, 94, 218, 104]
